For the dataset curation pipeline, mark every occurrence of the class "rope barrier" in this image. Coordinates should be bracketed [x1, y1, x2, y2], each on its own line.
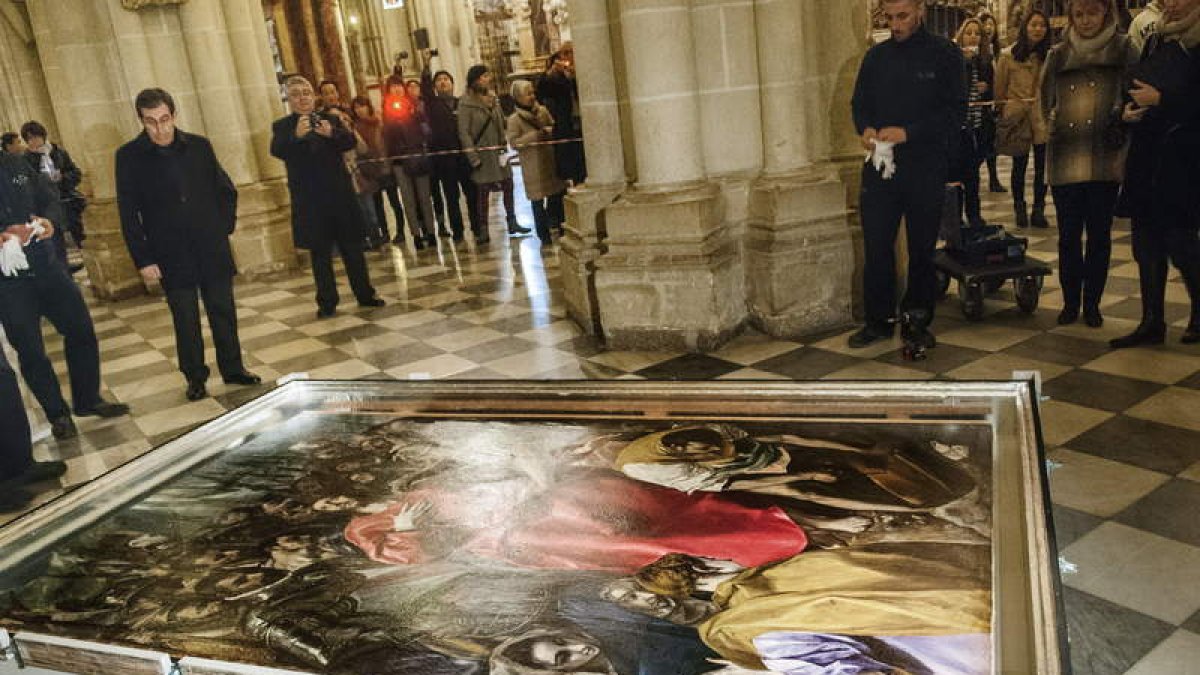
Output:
[355, 137, 584, 166]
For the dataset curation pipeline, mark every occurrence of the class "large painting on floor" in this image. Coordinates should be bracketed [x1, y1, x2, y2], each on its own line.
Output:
[0, 381, 1066, 675]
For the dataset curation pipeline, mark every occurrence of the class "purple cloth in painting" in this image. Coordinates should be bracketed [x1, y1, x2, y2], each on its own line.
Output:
[753, 632, 991, 675]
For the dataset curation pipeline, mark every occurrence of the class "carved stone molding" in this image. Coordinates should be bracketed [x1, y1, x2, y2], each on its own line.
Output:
[121, 0, 187, 10]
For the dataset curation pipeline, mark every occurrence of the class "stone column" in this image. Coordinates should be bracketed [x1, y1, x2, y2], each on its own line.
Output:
[592, 0, 744, 351]
[743, 0, 862, 338]
[560, 0, 624, 335]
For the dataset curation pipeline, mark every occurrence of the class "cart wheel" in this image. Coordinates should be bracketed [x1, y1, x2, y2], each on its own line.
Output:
[936, 269, 951, 299]
[960, 281, 985, 321]
[984, 277, 1005, 294]
[1015, 276, 1041, 314]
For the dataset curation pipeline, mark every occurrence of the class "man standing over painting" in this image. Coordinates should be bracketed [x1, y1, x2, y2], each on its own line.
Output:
[117, 88, 261, 402]
[850, 0, 967, 351]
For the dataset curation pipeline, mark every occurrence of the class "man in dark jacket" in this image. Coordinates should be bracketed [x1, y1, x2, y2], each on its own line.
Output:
[0, 153, 129, 442]
[537, 42, 587, 185]
[420, 51, 478, 243]
[116, 88, 261, 402]
[21, 120, 84, 266]
[849, 0, 967, 350]
[270, 76, 384, 319]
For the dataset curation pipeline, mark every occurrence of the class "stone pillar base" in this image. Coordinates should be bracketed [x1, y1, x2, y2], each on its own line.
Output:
[230, 178, 300, 279]
[81, 179, 299, 301]
[746, 167, 856, 338]
[82, 200, 144, 301]
[561, 184, 623, 336]
[595, 183, 745, 352]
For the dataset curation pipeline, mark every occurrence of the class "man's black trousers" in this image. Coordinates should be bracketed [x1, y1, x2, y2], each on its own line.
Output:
[0, 254, 102, 420]
[165, 277, 246, 384]
[0, 344, 33, 482]
[309, 241, 376, 312]
[860, 160, 945, 329]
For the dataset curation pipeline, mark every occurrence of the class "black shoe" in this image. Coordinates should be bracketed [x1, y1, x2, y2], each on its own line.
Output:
[21, 460, 67, 484]
[186, 379, 208, 401]
[222, 371, 262, 386]
[848, 325, 894, 349]
[391, 234, 405, 246]
[0, 487, 33, 512]
[1110, 322, 1166, 349]
[358, 297, 386, 308]
[901, 325, 937, 349]
[452, 232, 464, 243]
[989, 180, 1007, 193]
[1083, 307, 1104, 328]
[1030, 204, 1050, 229]
[50, 415, 77, 440]
[425, 234, 438, 248]
[74, 400, 130, 418]
[414, 237, 427, 250]
[507, 222, 531, 236]
[475, 230, 491, 245]
[1057, 306, 1079, 325]
[316, 307, 336, 320]
[438, 228, 451, 238]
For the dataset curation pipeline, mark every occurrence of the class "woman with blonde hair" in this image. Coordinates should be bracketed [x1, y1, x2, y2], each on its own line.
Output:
[955, 17, 995, 227]
[1041, 0, 1138, 327]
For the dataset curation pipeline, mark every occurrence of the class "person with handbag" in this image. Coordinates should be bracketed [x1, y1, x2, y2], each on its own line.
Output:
[459, 64, 530, 244]
[351, 96, 405, 248]
[117, 88, 261, 401]
[1041, 0, 1138, 328]
[1110, 0, 1200, 348]
[996, 9, 1052, 229]
[508, 79, 567, 245]
[955, 18, 993, 228]
[382, 76, 438, 250]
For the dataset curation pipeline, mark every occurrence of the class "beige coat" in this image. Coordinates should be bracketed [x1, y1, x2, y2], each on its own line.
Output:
[507, 104, 566, 202]
[995, 47, 1049, 155]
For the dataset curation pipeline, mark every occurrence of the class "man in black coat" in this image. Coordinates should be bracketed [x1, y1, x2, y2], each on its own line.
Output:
[21, 121, 84, 267]
[537, 43, 587, 185]
[270, 76, 384, 319]
[849, 0, 966, 350]
[0, 153, 129, 443]
[116, 88, 261, 402]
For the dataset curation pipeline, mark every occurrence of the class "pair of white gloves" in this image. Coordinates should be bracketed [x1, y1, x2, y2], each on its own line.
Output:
[0, 221, 48, 277]
[864, 138, 897, 180]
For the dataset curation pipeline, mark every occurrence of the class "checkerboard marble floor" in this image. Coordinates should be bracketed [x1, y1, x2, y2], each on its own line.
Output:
[8, 164, 1200, 674]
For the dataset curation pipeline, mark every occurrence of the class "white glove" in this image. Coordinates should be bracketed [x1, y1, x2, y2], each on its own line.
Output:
[865, 139, 897, 180]
[0, 237, 30, 277]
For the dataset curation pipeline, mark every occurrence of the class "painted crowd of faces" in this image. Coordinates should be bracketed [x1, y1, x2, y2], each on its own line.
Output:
[0, 413, 996, 675]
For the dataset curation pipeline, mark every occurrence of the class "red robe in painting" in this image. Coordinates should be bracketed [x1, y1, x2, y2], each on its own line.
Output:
[344, 471, 807, 574]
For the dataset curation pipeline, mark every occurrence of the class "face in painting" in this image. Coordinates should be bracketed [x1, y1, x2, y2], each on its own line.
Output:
[528, 636, 601, 671]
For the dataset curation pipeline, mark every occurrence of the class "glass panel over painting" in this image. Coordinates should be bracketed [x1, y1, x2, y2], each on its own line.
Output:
[0, 381, 1063, 675]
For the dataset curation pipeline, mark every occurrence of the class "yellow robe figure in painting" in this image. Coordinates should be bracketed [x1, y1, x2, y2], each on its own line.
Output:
[697, 543, 993, 672]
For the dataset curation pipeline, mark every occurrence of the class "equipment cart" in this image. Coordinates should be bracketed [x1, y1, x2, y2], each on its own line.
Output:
[935, 249, 1053, 321]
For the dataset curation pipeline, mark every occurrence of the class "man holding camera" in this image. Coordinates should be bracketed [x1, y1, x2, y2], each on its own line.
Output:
[116, 88, 261, 402]
[271, 76, 384, 319]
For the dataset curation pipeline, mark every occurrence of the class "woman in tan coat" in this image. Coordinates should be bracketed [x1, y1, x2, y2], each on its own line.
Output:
[996, 9, 1052, 228]
[508, 79, 567, 245]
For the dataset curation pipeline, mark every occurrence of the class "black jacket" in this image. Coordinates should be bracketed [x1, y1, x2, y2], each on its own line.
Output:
[852, 26, 968, 169]
[115, 131, 238, 291]
[420, 66, 470, 175]
[269, 111, 365, 250]
[536, 69, 587, 183]
[381, 94, 432, 176]
[24, 144, 82, 200]
[1117, 34, 1200, 226]
[0, 153, 64, 280]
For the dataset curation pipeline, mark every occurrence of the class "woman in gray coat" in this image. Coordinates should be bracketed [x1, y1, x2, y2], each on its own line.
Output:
[458, 64, 529, 243]
[508, 79, 567, 245]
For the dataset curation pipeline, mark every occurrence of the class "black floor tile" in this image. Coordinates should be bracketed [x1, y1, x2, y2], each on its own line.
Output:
[319, 323, 395, 347]
[874, 343, 990, 374]
[1003, 332, 1113, 367]
[1067, 415, 1200, 475]
[1104, 297, 1192, 324]
[348, 342, 443, 371]
[1184, 609, 1200, 635]
[1043, 369, 1167, 413]
[400, 317, 477, 340]
[1115, 479, 1200, 548]
[752, 347, 863, 380]
[636, 354, 743, 381]
[1181, 371, 1200, 390]
[270, 348, 358, 376]
[242, 330, 309, 353]
[455, 337, 541, 364]
[213, 383, 277, 410]
[102, 359, 178, 387]
[1052, 505, 1105, 550]
[1063, 587, 1176, 675]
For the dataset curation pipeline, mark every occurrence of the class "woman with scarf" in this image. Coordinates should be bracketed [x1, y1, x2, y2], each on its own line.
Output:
[955, 18, 995, 228]
[996, 10, 1053, 229]
[1041, 0, 1139, 328]
[507, 79, 567, 246]
[1111, 0, 1200, 348]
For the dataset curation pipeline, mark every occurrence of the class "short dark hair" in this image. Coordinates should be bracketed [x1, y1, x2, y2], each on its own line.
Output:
[349, 95, 374, 117]
[134, 88, 176, 117]
[318, 79, 339, 93]
[1, 132, 19, 149]
[19, 121, 47, 141]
